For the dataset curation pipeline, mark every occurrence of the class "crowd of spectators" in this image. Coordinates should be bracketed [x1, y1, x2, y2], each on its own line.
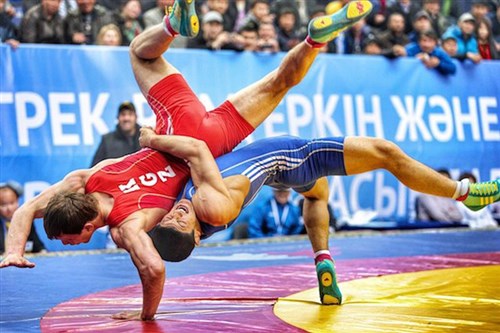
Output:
[1, 0, 499, 62]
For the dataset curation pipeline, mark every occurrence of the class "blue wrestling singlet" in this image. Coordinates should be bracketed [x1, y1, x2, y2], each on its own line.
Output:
[182, 135, 347, 238]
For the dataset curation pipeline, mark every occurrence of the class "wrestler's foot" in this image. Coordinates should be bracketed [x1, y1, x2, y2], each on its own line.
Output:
[166, 0, 199, 37]
[462, 179, 500, 211]
[308, 0, 372, 43]
[316, 259, 342, 305]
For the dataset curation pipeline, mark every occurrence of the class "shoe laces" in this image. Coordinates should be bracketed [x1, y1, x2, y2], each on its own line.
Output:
[470, 181, 499, 196]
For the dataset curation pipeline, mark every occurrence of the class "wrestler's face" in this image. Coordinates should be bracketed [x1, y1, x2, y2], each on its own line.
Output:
[160, 199, 197, 233]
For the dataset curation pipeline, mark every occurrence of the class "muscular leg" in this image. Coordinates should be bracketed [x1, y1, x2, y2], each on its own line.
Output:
[298, 177, 342, 305]
[343, 137, 457, 197]
[129, 25, 180, 96]
[229, 42, 319, 128]
[299, 177, 330, 253]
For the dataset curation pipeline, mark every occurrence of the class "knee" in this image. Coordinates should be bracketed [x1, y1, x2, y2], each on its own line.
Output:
[371, 138, 404, 168]
[129, 38, 139, 57]
[302, 178, 330, 202]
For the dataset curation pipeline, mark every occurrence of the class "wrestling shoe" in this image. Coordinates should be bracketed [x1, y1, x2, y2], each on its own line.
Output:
[308, 1, 373, 43]
[166, 0, 199, 37]
[316, 259, 342, 305]
[462, 179, 500, 211]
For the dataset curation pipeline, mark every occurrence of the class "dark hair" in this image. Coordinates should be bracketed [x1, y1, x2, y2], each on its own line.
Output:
[238, 22, 259, 34]
[418, 29, 439, 41]
[459, 172, 477, 183]
[44, 192, 98, 239]
[0, 181, 23, 198]
[436, 168, 451, 178]
[150, 225, 195, 262]
[250, 0, 269, 9]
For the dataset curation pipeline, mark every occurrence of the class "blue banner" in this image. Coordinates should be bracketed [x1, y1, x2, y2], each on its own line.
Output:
[1, 45, 499, 249]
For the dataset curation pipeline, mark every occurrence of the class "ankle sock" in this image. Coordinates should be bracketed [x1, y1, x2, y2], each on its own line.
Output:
[305, 35, 326, 49]
[163, 16, 178, 37]
[454, 178, 470, 201]
[314, 250, 332, 264]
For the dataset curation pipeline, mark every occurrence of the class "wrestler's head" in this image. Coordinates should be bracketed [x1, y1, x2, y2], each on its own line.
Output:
[150, 199, 200, 262]
[44, 192, 100, 245]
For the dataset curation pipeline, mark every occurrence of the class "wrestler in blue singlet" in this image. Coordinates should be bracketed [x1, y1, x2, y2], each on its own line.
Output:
[181, 135, 347, 239]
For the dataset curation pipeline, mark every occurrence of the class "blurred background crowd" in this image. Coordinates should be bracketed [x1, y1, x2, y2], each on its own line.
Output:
[1, 0, 499, 60]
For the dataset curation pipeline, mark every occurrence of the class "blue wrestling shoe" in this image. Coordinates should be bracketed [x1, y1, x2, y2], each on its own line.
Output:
[308, 0, 373, 43]
[462, 179, 500, 211]
[167, 0, 199, 37]
[316, 259, 342, 305]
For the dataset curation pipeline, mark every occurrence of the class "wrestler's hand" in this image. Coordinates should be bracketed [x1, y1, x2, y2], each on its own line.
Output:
[0, 254, 35, 268]
[139, 126, 156, 148]
[112, 310, 153, 321]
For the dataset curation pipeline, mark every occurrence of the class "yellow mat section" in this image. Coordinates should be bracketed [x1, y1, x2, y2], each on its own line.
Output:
[274, 265, 500, 333]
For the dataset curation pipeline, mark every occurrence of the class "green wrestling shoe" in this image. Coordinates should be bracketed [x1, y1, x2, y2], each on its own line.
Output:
[316, 259, 342, 305]
[167, 0, 199, 38]
[308, 0, 373, 43]
[462, 179, 500, 211]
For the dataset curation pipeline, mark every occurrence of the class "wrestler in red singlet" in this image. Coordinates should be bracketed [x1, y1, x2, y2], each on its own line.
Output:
[85, 74, 254, 228]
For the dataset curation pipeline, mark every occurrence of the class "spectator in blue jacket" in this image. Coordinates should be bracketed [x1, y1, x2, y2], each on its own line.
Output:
[248, 188, 303, 238]
[442, 12, 482, 63]
[405, 28, 456, 75]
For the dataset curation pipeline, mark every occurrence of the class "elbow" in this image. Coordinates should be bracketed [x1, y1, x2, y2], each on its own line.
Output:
[142, 259, 165, 281]
[190, 139, 209, 152]
[188, 139, 210, 160]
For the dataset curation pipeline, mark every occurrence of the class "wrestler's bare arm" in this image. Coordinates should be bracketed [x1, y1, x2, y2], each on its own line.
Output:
[111, 218, 165, 321]
[139, 128, 248, 225]
[0, 169, 89, 268]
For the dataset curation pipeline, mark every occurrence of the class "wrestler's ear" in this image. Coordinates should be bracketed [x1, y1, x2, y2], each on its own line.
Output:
[194, 229, 201, 246]
[83, 223, 95, 233]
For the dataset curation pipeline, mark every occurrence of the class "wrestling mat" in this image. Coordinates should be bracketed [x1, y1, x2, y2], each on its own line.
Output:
[1, 229, 499, 332]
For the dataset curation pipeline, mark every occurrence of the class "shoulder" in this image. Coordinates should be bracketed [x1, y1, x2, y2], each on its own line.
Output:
[24, 4, 42, 19]
[94, 5, 110, 16]
[65, 169, 91, 188]
[405, 42, 419, 53]
[433, 47, 450, 58]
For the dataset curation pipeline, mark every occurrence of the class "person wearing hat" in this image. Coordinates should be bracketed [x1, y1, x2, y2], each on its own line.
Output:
[404, 28, 457, 74]
[441, 31, 459, 57]
[408, 9, 433, 43]
[441, 13, 482, 63]
[90, 101, 141, 167]
[362, 33, 383, 54]
[0, 181, 46, 254]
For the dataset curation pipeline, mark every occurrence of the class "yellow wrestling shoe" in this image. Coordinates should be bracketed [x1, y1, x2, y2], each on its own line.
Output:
[316, 259, 342, 305]
[166, 0, 199, 37]
[462, 179, 500, 211]
[308, 0, 373, 43]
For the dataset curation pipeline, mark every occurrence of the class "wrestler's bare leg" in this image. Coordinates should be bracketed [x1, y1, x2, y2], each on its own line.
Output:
[129, 24, 180, 96]
[229, 42, 320, 128]
[298, 177, 342, 305]
[300, 177, 330, 253]
[343, 137, 458, 197]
